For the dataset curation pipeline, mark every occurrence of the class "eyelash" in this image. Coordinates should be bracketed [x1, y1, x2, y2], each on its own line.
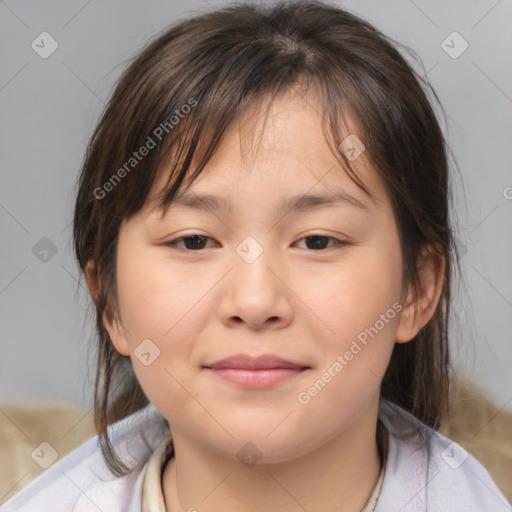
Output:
[165, 234, 347, 252]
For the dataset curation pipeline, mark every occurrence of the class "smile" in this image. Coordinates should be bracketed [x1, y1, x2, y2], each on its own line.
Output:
[205, 367, 309, 389]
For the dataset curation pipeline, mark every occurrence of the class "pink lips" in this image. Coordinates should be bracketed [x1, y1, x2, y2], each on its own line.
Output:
[204, 353, 310, 389]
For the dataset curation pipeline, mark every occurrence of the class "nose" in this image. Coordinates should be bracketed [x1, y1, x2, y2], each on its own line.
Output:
[216, 244, 294, 331]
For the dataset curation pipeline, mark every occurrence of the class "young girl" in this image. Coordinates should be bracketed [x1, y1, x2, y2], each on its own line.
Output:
[2, 1, 510, 511]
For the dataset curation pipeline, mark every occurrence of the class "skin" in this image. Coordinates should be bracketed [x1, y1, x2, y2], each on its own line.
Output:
[86, 84, 445, 512]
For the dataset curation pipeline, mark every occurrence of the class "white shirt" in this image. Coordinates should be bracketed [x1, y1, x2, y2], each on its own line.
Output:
[1, 399, 510, 512]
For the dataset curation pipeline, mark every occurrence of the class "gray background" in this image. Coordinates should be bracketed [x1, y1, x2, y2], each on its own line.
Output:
[1, 0, 511, 414]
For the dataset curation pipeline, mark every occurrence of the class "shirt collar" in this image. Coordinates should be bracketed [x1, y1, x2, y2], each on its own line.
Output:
[142, 434, 173, 512]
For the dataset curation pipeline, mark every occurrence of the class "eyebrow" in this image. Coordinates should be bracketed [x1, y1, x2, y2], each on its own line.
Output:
[167, 190, 371, 215]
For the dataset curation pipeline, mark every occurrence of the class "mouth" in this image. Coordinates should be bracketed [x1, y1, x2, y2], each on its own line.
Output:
[203, 353, 311, 389]
[204, 367, 310, 388]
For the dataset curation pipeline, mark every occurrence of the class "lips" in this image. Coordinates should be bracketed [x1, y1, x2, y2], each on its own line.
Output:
[212, 368, 306, 388]
[204, 353, 310, 389]
[205, 353, 309, 371]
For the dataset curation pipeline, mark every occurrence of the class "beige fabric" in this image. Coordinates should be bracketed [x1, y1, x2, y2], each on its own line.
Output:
[0, 399, 95, 504]
[142, 434, 172, 512]
[362, 462, 385, 512]
[439, 374, 512, 504]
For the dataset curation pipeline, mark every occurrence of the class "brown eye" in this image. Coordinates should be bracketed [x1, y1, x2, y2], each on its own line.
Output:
[295, 235, 345, 251]
[166, 235, 215, 251]
[165, 234, 346, 252]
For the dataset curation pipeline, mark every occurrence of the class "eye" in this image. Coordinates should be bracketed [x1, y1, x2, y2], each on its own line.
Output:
[165, 233, 346, 252]
[165, 234, 217, 251]
[294, 234, 345, 251]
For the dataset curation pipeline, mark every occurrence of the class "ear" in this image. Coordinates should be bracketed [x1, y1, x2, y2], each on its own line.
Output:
[395, 244, 445, 343]
[85, 259, 131, 357]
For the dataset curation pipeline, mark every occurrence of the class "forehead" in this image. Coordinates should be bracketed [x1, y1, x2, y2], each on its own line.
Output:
[145, 86, 386, 218]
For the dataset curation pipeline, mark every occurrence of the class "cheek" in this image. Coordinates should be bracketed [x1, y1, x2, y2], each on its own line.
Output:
[116, 247, 210, 342]
[293, 259, 401, 432]
[114, 249, 211, 406]
[301, 240, 403, 379]
[310, 252, 401, 335]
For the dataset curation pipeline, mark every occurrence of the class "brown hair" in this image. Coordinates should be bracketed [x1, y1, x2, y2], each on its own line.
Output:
[73, 0, 460, 476]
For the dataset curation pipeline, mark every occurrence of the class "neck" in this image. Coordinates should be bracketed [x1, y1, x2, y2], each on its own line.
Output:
[162, 397, 384, 512]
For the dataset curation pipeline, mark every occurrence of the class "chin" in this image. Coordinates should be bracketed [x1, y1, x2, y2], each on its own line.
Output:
[208, 428, 311, 466]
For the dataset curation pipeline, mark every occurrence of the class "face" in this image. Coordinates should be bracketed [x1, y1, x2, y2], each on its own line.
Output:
[100, 86, 416, 464]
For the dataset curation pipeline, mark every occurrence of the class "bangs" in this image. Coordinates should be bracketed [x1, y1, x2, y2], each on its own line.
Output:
[93, 2, 411, 224]
[146, 77, 375, 222]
